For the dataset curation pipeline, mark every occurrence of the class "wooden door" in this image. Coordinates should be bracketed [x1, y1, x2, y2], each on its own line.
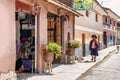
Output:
[56, 17, 62, 46]
[47, 17, 55, 42]
[47, 16, 62, 46]
[103, 31, 107, 48]
[82, 34, 86, 57]
[98, 35, 100, 50]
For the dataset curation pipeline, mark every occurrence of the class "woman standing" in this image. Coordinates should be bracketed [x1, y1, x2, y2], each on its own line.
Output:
[89, 35, 99, 62]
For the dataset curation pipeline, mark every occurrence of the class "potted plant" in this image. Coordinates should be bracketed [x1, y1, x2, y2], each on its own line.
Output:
[68, 40, 81, 56]
[42, 42, 62, 62]
[67, 40, 81, 64]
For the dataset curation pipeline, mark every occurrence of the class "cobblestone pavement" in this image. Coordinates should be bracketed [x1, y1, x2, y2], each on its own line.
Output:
[78, 52, 120, 80]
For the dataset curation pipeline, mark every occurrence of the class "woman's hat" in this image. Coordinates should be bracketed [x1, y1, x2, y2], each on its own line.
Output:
[92, 35, 97, 38]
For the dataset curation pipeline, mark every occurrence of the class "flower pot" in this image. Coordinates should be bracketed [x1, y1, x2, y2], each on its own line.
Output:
[67, 55, 75, 64]
[68, 48, 75, 56]
[44, 52, 54, 62]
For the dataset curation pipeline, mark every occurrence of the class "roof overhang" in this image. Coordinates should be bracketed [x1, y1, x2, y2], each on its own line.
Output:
[94, 0, 107, 15]
[103, 7, 120, 19]
[46, 0, 83, 17]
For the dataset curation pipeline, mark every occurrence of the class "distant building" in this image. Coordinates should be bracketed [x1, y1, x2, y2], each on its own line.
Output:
[57, 0, 120, 57]
[75, 0, 107, 57]
[117, 22, 120, 45]
[103, 8, 120, 48]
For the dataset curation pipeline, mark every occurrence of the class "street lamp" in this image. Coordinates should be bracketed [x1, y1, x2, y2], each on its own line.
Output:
[34, 3, 40, 11]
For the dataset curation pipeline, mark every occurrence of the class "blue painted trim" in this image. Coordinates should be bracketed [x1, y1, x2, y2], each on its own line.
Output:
[75, 42, 103, 57]
[106, 36, 115, 47]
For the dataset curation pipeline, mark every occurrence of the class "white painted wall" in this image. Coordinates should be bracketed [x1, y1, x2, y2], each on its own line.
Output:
[0, 0, 16, 72]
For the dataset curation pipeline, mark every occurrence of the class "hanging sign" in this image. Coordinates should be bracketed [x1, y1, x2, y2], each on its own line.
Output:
[72, 0, 94, 10]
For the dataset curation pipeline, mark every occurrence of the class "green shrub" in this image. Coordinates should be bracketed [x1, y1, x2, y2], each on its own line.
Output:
[68, 40, 81, 48]
[43, 42, 62, 59]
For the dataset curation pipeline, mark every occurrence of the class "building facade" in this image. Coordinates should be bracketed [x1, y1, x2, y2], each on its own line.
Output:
[117, 22, 120, 45]
[103, 8, 120, 48]
[0, 0, 16, 73]
[0, 0, 80, 73]
[75, 1, 107, 57]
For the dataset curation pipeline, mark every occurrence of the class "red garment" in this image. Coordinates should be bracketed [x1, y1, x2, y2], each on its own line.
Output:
[89, 40, 99, 50]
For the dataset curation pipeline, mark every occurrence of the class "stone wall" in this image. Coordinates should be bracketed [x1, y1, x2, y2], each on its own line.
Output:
[0, 71, 17, 80]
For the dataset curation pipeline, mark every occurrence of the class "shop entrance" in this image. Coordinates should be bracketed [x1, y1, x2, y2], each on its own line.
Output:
[15, 0, 40, 73]
[47, 13, 62, 63]
[16, 11, 36, 73]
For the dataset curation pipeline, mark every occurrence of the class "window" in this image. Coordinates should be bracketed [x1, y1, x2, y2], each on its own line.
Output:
[86, 11, 89, 17]
[105, 16, 107, 22]
[110, 18, 112, 24]
[110, 35, 112, 40]
[96, 14, 98, 22]
[103, 15, 107, 23]
[113, 21, 116, 26]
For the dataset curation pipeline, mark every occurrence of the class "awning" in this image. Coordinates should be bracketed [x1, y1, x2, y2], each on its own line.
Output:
[16, 0, 35, 14]
[47, 0, 83, 17]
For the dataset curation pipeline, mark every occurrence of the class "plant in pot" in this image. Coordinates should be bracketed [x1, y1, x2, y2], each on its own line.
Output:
[42, 42, 62, 62]
[68, 40, 81, 56]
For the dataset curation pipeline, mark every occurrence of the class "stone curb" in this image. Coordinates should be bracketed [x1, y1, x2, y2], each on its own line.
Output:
[0, 71, 17, 80]
[76, 46, 116, 80]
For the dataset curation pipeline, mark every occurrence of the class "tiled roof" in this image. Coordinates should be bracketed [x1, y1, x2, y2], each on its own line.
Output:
[103, 7, 120, 19]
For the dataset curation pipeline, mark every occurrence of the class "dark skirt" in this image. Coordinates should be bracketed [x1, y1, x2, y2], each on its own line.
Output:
[90, 48, 98, 56]
[15, 58, 22, 71]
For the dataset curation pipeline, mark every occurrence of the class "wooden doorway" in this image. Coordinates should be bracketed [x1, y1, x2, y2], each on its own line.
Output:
[47, 13, 62, 63]
[98, 35, 100, 50]
[67, 32, 70, 44]
[82, 34, 86, 57]
[47, 13, 62, 46]
[103, 31, 107, 48]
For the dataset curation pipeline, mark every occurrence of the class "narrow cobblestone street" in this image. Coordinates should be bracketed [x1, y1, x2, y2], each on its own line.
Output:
[16, 46, 116, 80]
[0, 0, 120, 80]
[77, 51, 120, 80]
